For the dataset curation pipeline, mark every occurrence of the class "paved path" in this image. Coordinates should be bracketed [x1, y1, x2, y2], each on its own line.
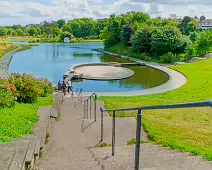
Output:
[33, 97, 100, 170]
[0, 46, 21, 77]
[34, 96, 212, 170]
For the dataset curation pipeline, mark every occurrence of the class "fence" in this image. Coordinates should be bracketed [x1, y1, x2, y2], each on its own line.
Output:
[100, 100, 212, 170]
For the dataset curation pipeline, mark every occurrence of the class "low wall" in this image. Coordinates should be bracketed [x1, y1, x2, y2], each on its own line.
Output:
[0, 93, 59, 170]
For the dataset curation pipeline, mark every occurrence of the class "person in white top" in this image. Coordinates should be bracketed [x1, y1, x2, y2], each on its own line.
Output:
[67, 79, 73, 95]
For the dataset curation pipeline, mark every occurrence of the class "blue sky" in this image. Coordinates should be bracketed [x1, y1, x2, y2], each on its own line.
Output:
[0, 0, 212, 26]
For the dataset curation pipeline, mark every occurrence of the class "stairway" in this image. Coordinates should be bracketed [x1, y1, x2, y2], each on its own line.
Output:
[34, 95, 212, 170]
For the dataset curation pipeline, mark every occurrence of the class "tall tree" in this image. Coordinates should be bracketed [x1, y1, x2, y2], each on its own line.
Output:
[57, 19, 66, 28]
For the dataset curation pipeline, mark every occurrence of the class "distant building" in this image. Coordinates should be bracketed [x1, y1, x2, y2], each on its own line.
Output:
[169, 13, 177, 19]
[196, 16, 212, 29]
[64, 37, 70, 43]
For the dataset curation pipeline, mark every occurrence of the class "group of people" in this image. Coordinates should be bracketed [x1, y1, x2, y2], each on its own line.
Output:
[57, 79, 73, 96]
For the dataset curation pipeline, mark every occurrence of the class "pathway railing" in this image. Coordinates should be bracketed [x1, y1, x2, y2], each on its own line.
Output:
[74, 88, 83, 107]
[84, 93, 97, 121]
[100, 100, 212, 170]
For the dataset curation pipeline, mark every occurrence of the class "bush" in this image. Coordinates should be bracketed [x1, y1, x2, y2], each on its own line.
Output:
[160, 52, 178, 63]
[178, 53, 192, 62]
[8, 74, 53, 103]
[0, 78, 16, 108]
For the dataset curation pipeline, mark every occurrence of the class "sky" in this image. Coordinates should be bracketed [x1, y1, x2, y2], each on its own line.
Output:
[0, 0, 212, 26]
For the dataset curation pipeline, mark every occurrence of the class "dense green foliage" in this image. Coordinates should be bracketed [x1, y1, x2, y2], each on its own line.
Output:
[101, 12, 211, 63]
[100, 58, 212, 160]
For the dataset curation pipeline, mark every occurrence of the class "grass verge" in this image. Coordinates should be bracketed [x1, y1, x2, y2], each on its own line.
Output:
[56, 112, 61, 121]
[100, 58, 212, 160]
[16, 44, 39, 53]
[0, 95, 53, 143]
[0, 43, 17, 59]
[127, 138, 151, 145]
[97, 142, 112, 148]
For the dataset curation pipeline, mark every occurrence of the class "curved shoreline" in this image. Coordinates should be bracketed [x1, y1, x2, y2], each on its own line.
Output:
[0, 46, 22, 78]
[79, 50, 187, 96]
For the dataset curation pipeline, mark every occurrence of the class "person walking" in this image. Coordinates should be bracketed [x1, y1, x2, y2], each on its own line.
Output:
[67, 79, 73, 96]
[62, 81, 67, 96]
[57, 80, 62, 91]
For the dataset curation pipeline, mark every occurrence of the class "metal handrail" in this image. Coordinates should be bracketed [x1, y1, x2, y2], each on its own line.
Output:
[100, 100, 212, 170]
[74, 88, 83, 107]
[84, 93, 97, 121]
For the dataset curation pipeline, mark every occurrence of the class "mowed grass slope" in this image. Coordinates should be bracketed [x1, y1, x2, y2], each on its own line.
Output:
[100, 58, 212, 160]
[0, 43, 16, 59]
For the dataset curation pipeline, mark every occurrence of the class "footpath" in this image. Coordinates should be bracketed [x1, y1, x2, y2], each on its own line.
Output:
[33, 95, 212, 170]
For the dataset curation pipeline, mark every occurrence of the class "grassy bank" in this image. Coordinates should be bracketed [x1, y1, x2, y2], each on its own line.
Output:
[0, 37, 40, 43]
[0, 95, 53, 143]
[17, 44, 39, 53]
[100, 58, 212, 160]
[0, 43, 16, 59]
[105, 43, 160, 63]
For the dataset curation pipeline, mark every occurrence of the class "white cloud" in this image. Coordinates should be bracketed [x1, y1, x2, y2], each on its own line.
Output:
[0, 0, 212, 26]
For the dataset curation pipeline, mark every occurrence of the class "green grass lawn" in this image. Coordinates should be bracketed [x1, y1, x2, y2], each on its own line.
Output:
[100, 58, 212, 160]
[0, 95, 53, 143]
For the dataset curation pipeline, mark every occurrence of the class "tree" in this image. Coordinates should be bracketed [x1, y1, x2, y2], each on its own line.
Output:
[121, 23, 134, 46]
[180, 16, 192, 35]
[132, 25, 154, 52]
[57, 19, 66, 28]
[185, 20, 198, 35]
[17, 28, 25, 36]
[27, 27, 38, 36]
[151, 26, 184, 54]
[62, 24, 72, 33]
[53, 28, 62, 37]
[60, 31, 74, 41]
[0, 27, 7, 36]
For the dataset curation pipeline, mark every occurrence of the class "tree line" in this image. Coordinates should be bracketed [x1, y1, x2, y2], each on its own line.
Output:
[0, 18, 109, 42]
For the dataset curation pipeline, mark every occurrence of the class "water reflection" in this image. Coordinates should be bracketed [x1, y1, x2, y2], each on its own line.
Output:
[9, 42, 169, 92]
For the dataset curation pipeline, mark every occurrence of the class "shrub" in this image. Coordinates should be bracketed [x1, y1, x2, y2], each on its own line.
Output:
[0, 78, 16, 108]
[178, 53, 192, 62]
[160, 52, 178, 63]
[37, 78, 54, 97]
[0, 87, 15, 108]
[8, 73, 53, 103]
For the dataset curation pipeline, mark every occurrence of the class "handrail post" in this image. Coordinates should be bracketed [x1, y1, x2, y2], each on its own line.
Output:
[90, 97, 92, 119]
[87, 100, 88, 119]
[134, 109, 142, 170]
[100, 107, 103, 142]
[112, 111, 116, 156]
[84, 101, 86, 118]
[94, 94, 97, 121]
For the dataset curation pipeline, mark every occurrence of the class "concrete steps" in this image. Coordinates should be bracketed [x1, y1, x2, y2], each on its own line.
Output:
[90, 144, 212, 170]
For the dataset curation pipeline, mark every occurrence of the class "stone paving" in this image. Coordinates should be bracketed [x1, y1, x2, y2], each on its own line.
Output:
[33, 96, 212, 170]
[75, 65, 134, 80]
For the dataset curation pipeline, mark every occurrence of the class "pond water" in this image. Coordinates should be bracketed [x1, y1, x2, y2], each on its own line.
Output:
[9, 42, 169, 92]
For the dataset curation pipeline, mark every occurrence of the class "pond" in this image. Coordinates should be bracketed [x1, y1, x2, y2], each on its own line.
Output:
[8, 42, 169, 92]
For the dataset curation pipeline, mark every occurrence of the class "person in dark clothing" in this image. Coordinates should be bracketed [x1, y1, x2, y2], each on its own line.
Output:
[62, 81, 67, 96]
[57, 80, 62, 91]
